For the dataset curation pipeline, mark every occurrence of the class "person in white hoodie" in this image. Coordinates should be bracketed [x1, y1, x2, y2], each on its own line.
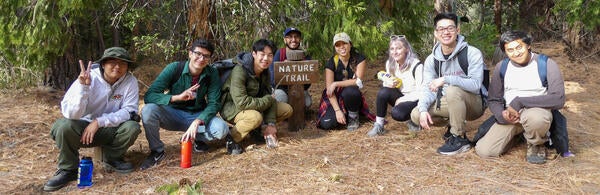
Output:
[44, 47, 140, 192]
[367, 35, 423, 137]
[410, 13, 486, 155]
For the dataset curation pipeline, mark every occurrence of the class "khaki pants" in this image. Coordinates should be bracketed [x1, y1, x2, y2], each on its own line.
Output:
[230, 102, 293, 142]
[410, 85, 484, 135]
[475, 107, 552, 157]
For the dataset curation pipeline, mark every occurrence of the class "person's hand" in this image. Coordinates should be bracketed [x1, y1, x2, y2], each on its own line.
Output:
[173, 83, 200, 102]
[335, 109, 346, 125]
[78, 60, 92, 85]
[181, 119, 202, 142]
[326, 82, 337, 97]
[263, 124, 277, 138]
[429, 77, 445, 92]
[81, 120, 99, 145]
[502, 106, 520, 124]
[419, 112, 433, 130]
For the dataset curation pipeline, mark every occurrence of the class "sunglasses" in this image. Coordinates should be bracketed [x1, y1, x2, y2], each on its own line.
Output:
[390, 35, 406, 40]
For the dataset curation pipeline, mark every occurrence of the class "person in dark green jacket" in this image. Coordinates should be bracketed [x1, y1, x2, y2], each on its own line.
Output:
[140, 39, 229, 170]
[221, 39, 293, 154]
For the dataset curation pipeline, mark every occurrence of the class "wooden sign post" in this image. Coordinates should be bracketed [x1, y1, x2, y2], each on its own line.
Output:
[273, 60, 320, 131]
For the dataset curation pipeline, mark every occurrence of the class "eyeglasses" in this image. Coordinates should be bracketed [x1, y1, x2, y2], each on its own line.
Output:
[435, 25, 457, 33]
[191, 50, 211, 60]
[390, 35, 406, 40]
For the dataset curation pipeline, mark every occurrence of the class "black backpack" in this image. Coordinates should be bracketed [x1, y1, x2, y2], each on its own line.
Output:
[168, 59, 237, 87]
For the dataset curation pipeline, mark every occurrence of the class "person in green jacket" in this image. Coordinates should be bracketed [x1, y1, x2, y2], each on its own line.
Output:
[221, 39, 293, 154]
[140, 39, 229, 170]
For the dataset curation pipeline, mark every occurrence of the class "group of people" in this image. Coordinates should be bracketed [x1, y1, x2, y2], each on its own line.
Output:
[44, 12, 567, 192]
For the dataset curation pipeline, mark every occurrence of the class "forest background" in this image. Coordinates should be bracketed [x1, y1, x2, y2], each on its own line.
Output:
[0, 0, 597, 90]
[0, 0, 599, 194]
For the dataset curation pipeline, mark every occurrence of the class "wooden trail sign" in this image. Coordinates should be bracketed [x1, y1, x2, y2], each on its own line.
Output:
[273, 60, 320, 131]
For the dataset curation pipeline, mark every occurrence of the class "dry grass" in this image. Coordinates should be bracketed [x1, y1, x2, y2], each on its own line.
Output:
[1, 41, 599, 194]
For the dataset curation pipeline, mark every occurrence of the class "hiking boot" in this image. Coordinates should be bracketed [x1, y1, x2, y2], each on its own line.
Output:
[406, 121, 421, 132]
[43, 169, 77, 192]
[366, 123, 385, 137]
[226, 134, 243, 155]
[139, 150, 165, 170]
[347, 116, 359, 131]
[103, 159, 134, 173]
[526, 143, 547, 164]
[193, 140, 210, 153]
[437, 134, 471, 155]
[442, 126, 452, 140]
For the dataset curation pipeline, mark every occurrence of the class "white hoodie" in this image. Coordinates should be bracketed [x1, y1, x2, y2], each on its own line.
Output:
[61, 66, 139, 127]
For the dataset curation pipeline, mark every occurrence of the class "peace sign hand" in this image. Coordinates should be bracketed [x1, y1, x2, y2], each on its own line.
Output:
[78, 60, 92, 85]
[172, 83, 200, 102]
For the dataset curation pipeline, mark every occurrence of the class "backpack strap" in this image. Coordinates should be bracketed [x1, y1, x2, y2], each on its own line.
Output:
[169, 61, 186, 87]
[279, 48, 287, 61]
[458, 47, 469, 75]
[434, 47, 469, 77]
[334, 54, 339, 69]
[412, 62, 423, 79]
[537, 54, 548, 87]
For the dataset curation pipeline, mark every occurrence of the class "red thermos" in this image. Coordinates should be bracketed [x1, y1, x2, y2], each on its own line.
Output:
[180, 140, 192, 168]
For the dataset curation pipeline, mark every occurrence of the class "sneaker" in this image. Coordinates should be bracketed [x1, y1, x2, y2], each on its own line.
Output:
[442, 126, 452, 140]
[406, 121, 421, 132]
[526, 143, 547, 164]
[347, 116, 359, 131]
[139, 150, 165, 170]
[366, 123, 385, 137]
[103, 159, 134, 173]
[193, 140, 210, 153]
[43, 169, 77, 192]
[437, 135, 471, 155]
[226, 134, 243, 155]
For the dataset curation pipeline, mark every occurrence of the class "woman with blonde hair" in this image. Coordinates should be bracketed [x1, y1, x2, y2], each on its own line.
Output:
[367, 35, 423, 137]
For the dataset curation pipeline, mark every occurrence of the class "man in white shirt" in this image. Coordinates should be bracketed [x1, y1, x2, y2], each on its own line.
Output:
[44, 47, 141, 192]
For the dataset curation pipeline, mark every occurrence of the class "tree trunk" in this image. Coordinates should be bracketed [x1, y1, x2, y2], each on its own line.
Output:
[493, 0, 501, 34]
[434, 0, 454, 14]
[188, 0, 215, 42]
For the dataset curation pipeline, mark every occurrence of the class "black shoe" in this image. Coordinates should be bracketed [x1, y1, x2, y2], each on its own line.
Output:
[43, 169, 77, 192]
[139, 150, 165, 170]
[443, 126, 452, 140]
[226, 134, 243, 155]
[193, 140, 210, 153]
[437, 135, 471, 155]
[103, 159, 134, 173]
[250, 129, 265, 143]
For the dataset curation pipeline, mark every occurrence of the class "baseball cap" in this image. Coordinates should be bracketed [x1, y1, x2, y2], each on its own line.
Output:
[332, 32, 351, 46]
[283, 27, 302, 37]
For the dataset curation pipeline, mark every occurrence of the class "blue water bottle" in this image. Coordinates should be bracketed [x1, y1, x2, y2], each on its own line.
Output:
[77, 156, 93, 189]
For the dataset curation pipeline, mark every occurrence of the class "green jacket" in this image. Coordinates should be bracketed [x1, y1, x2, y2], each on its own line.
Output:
[144, 61, 222, 123]
[220, 52, 276, 123]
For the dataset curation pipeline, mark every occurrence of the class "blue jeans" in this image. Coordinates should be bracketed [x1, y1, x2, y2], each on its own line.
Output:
[141, 103, 229, 152]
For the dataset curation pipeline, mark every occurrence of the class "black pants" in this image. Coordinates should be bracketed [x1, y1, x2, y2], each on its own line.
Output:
[375, 87, 417, 122]
[319, 86, 362, 129]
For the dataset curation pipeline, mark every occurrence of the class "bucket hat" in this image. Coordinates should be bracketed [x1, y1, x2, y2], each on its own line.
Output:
[95, 47, 135, 69]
